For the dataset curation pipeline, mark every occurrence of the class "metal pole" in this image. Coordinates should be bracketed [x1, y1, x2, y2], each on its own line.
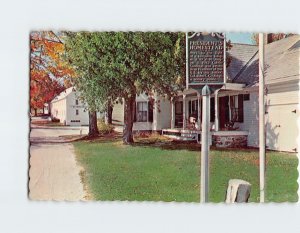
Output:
[214, 89, 219, 131]
[259, 33, 266, 203]
[201, 85, 210, 203]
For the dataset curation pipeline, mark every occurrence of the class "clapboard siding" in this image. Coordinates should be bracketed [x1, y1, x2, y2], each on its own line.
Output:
[238, 91, 259, 147]
[266, 90, 299, 106]
[154, 95, 171, 130]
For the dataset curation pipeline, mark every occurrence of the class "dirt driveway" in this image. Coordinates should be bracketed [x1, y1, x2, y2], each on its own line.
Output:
[29, 126, 87, 201]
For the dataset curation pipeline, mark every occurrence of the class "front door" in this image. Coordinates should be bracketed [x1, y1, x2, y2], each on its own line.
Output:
[175, 101, 183, 128]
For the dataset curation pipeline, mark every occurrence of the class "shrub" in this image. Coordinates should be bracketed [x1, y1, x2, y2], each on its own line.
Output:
[51, 117, 60, 122]
[97, 119, 114, 134]
[135, 132, 171, 144]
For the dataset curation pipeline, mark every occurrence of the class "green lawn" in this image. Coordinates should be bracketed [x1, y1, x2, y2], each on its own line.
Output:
[73, 139, 298, 202]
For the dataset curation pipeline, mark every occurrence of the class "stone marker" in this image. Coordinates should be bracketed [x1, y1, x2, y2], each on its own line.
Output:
[225, 179, 251, 203]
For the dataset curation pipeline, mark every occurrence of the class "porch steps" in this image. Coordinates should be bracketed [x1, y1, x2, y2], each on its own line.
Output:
[162, 129, 200, 142]
[162, 129, 214, 145]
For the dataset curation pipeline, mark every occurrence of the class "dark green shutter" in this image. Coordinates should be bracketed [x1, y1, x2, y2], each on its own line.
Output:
[210, 97, 215, 122]
[133, 102, 137, 122]
[148, 100, 153, 122]
[238, 94, 244, 122]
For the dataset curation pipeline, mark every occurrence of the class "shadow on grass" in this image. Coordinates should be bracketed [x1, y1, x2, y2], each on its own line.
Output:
[132, 141, 260, 153]
[77, 131, 261, 153]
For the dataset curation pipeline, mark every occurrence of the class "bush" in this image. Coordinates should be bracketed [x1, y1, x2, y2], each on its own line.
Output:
[134, 132, 171, 144]
[97, 119, 114, 134]
[51, 117, 60, 122]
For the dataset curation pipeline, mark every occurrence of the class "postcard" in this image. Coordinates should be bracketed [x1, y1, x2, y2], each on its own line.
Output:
[29, 31, 299, 202]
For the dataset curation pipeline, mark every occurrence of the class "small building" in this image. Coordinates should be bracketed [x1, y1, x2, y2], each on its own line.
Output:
[50, 87, 89, 126]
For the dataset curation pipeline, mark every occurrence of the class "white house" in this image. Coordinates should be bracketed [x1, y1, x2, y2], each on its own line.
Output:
[50, 87, 89, 126]
[112, 35, 300, 152]
[233, 35, 300, 152]
[51, 35, 299, 152]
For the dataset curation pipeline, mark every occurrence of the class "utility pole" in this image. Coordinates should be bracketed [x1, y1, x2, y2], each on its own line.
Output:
[259, 33, 266, 203]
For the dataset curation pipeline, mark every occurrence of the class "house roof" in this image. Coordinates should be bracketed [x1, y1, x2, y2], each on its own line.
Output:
[233, 35, 300, 87]
[51, 87, 75, 103]
[227, 43, 258, 81]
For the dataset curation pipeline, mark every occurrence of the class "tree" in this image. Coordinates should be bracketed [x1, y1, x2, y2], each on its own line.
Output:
[63, 32, 116, 137]
[63, 32, 185, 143]
[30, 31, 74, 115]
[30, 69, 64, 115]
[251, 33, 294, 45]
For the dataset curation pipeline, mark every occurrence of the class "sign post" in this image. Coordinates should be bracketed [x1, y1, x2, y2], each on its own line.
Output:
[186, 32, 226, 202]
[201, 84, 210, 202]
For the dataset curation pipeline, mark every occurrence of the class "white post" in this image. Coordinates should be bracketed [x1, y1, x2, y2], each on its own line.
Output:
[183, 94, 186, 129]
[171, 97, 175, 129]
[259, 33, 266, 203]
[197, 93, 201, 130]
[201, 85, 210, 203]
[214, 89, 219, 131]
[228, 95, 231, 121]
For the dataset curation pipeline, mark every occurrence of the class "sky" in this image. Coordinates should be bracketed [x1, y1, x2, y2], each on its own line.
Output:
[226, 32, 255, 44]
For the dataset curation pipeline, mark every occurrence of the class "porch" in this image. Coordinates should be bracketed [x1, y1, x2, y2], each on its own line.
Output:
[162, 128, 248, 148]
[162, 83, 250, 148]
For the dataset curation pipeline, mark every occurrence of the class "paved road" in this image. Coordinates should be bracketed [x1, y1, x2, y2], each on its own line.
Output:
[29, 126, 88, 201]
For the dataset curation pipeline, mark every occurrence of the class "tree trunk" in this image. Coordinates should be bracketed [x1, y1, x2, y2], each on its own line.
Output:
[88, 111, 99, 137]
[123, 94, 136, 144]
[48, 102, 51, 116]
[34, 108, 37, 116]
[104, 102, 113, 124]
[107, 103, 113, 124]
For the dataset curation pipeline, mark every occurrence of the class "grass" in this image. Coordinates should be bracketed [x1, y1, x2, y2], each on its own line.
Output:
[73, 137, 298, 203]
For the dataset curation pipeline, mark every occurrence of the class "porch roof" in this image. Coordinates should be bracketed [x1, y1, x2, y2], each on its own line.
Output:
[178, 83, 246, 96]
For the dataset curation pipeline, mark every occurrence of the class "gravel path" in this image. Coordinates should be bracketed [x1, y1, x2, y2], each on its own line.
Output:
[29, 126, 87, 201]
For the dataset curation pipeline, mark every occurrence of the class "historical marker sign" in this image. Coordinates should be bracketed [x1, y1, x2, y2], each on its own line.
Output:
[186, 32, 226, 88]
[185, 32, 226, 203]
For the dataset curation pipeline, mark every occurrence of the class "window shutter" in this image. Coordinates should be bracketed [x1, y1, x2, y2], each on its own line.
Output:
[148, 100, 154, 122]
[133, 102, 137, 122]
[238, 94, 244, 122]
[210, 97, 215, 122]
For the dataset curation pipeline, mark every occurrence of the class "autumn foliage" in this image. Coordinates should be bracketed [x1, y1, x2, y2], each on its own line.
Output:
[30, 31, 74, 115]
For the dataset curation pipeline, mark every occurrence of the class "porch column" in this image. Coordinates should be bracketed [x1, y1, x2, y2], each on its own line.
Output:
[183, 94, 186, 129]
[197, 93, 201, 129]
[228, 95, 232, 121]
[171, 97, 175, 129]
[214, 89, 220, 131]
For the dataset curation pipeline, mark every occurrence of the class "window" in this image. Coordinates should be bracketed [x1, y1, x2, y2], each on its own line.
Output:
[75, 99, 79, 105]
[188, 99, 198, 118]
[136, 102, 148, 122]
[71, 120, 80, 123]
[76, 109, 79, 115]
[243, 94, 250, 101]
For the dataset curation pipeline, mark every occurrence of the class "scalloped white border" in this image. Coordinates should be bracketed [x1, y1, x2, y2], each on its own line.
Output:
[1, 0, 300, 232]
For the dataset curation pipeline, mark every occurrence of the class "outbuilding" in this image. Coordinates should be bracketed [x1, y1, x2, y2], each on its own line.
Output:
[50, 87, 89, 126]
